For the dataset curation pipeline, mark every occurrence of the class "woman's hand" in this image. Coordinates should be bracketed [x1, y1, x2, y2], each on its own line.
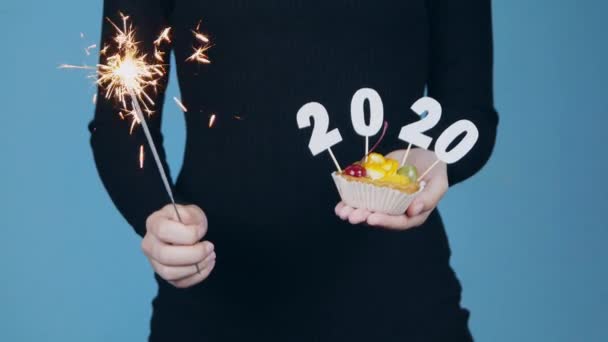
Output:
[335, 148, 448, 230]
[141, 204, 216, 288]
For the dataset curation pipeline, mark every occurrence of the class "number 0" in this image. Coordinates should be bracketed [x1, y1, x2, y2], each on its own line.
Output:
[351, 88, 384, 137]
[434, 120, 479, 164]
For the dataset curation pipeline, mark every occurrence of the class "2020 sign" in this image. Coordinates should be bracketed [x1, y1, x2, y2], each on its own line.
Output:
[297, 88, 479, 172]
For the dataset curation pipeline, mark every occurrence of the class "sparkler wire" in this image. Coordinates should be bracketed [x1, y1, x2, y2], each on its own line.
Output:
[128, 87, 183, 223]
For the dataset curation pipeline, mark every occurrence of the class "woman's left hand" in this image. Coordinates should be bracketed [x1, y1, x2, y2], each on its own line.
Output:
[335, 148, 448, 230]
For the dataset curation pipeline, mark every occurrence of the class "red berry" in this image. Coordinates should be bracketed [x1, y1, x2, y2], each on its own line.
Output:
[344, 164, 366, 177]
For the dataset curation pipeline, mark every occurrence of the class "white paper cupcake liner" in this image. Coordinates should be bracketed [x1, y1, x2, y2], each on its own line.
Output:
[332, 172, 424, 215]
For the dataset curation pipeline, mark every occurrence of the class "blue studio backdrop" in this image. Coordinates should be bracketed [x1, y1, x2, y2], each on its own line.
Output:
[1, 1, 607, 341]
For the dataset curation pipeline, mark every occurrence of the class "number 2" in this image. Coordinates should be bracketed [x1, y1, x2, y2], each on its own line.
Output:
[297, 102, 343, 156]
[398, 97, 442, 149]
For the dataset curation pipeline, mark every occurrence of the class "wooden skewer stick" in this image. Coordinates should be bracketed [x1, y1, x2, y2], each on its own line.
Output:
[400, 143, 412, 167]
[417, 159, 440, 182]
[328, 147, 342, 173]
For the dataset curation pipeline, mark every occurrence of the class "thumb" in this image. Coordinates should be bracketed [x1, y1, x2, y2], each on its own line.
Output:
[406, 178, 447, 217]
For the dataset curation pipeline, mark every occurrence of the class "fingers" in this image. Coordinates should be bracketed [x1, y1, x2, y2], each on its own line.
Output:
[150, 250, 217, 281]
[347, 208, 372, 224]
[147, 205, 208, 245]
[170, 259, 216, 288]
[336, 202, 355, 220]
[367, 210, 431, 230]
[143, 234, 215, 266]
[177, 204, 208, 226]
[148, 218, 206, 245]
[157, 204, 207, 226]
[334, 202, 345, 216]
[406, 174, 448, 217]
[335, 202, 375, 225]
[366, 212, 409, 229]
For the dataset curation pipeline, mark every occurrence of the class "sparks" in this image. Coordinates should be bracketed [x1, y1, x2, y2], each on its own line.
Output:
[120, 108, 141, 134]
[61, 13, 206, 224]
[100, 44, 110, 56]
[139, 145, 144, 169]
[153, 27, 171, 62]
[61, 14, 169, 133]
[94, 14, 167, 122]
[85, 44, 97, 56]
[192, 30, 209, 43]
[173, 97, 188, 112]
[187, 21, 212, 64]
[186, 46, 211, 64]
[154, 27, 172, 46]
[154, 47, 165, 62]
[208, 114, 216, 128]
[58, 64, 92, 70]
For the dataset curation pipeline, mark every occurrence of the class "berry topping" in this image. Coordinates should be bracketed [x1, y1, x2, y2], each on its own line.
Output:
[365, 152, 385, 164]
[397, 165, 419, 183]
[365, 165, 386, 180]
[344, 164, 367, 178]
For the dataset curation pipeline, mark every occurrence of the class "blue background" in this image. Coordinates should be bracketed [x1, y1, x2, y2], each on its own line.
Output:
[1, 1, 607, 341]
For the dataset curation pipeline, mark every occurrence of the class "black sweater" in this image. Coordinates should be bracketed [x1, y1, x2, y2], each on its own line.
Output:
[90, 1, 497, 340]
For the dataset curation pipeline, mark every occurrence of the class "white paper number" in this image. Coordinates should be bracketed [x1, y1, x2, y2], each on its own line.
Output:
[398, 97, 442, 150]
[434, 120, 479, 164]
[350, 88, 384, 137]
[398, 96, 479, 164]
[297, 102, 343, 156]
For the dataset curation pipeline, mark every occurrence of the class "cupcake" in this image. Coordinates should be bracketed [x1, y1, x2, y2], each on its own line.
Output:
[332, 152, 424, 215]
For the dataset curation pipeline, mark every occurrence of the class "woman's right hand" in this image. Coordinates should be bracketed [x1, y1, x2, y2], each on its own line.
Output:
[141, 204, 216, 288]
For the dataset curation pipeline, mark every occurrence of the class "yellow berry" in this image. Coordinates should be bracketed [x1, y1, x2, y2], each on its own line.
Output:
[382, 158, 399, 175]
[365, 153, 385, 164]
[365, 165, 387, 180]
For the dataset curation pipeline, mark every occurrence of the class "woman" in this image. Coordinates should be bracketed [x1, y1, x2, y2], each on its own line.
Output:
[91, 0, 497, 340]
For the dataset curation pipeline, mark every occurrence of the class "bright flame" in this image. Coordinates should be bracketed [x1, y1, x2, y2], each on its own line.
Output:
[208, 114, 216, 128]
[93, 13, 167, 131]
[61, 13, 168, 133]
[61, 14, 211, 133]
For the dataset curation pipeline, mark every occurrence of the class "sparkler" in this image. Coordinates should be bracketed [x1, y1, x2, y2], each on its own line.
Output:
[105, 14, 183, 221]
[61, 13, 182, 221]
[62, 14, 214, 223]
